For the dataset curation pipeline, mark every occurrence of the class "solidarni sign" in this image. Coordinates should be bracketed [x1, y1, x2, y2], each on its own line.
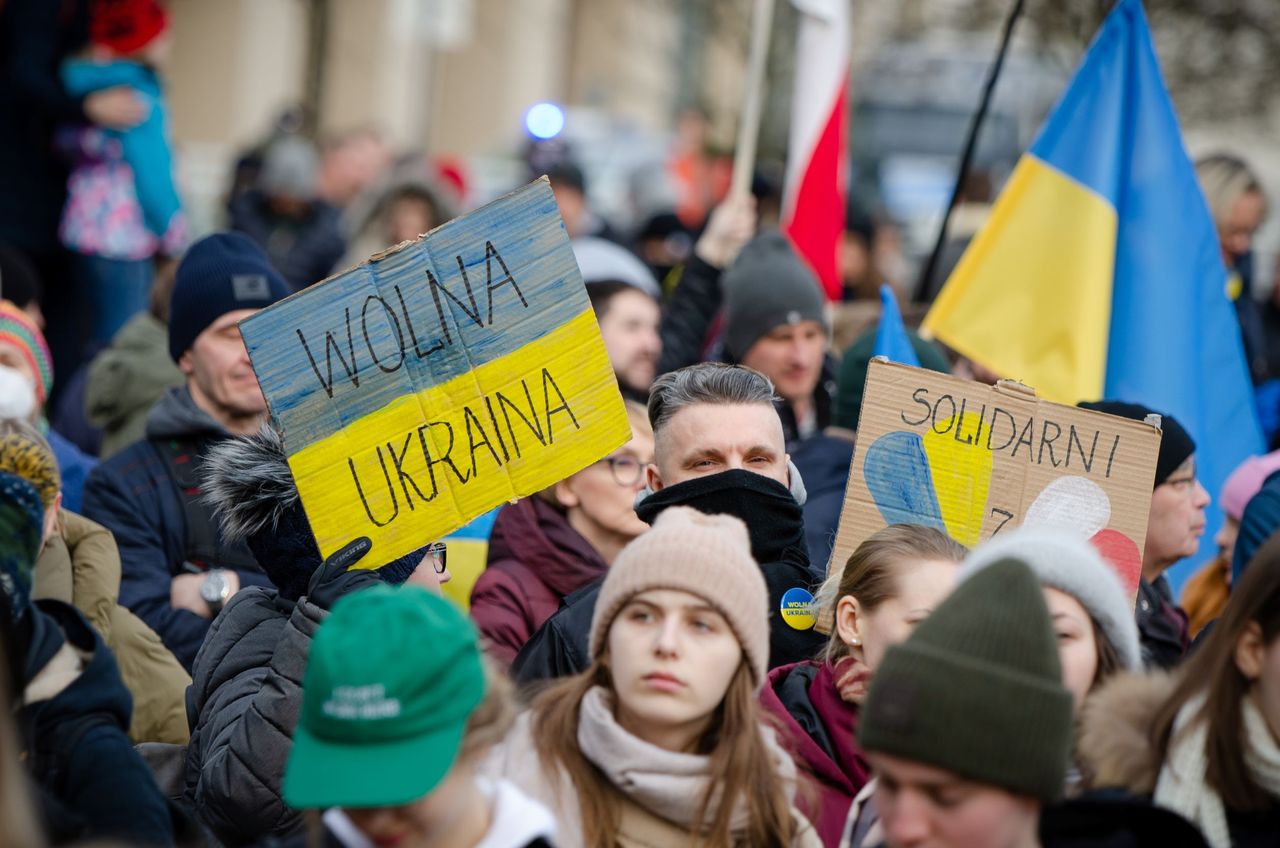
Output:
[240, 177, 630, 567]
[831, 360, 1163, 600]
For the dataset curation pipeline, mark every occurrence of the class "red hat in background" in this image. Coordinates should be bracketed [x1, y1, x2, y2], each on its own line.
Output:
[91, 0, 170, 55]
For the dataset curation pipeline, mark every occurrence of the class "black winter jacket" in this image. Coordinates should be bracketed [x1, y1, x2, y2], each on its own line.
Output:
[513, 470, 825, 684]
[20, 600, 173, 846]
[184, 586, 325, 846]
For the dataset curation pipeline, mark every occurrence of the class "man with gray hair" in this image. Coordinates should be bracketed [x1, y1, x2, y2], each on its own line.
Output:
[511, 361, 825, 682]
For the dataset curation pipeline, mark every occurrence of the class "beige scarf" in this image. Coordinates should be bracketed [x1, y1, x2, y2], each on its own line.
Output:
[576, 686, 798, 834]
[1154, 692, 1280, 848]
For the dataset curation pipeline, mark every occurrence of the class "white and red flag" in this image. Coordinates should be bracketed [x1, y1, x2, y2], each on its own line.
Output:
[782, 0, 850, 301]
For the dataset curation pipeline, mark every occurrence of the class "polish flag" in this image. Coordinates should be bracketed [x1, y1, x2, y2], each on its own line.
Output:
[782, 0, 850, 302]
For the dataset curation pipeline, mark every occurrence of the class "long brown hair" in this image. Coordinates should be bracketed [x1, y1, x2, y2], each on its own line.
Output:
[1090, 616, 1122, 693]
[1150, 534, 1280, 811]
[816, 524, 966, 661]
[529, 660, 798, 847]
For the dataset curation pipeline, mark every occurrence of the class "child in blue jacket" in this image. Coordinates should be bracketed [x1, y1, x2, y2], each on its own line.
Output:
[59, 0, 184, 345]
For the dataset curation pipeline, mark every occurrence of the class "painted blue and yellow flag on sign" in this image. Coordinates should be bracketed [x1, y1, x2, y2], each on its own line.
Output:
[240, 177, 631, 567]
[923, 0, 1262, 581]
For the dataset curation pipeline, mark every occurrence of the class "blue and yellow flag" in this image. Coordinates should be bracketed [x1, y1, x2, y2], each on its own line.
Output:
[923, 0, 1261, 581]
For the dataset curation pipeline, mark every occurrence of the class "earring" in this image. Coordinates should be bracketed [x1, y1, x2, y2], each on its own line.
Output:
[848, 636, 861, 647]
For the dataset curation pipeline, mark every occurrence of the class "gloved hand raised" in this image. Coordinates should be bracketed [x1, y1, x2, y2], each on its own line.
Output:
[305, 537, 380, 610]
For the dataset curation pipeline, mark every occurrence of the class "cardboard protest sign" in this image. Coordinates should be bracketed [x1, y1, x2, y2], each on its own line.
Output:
[240, 177, 631, 566]
[831, 359, 1162, 598]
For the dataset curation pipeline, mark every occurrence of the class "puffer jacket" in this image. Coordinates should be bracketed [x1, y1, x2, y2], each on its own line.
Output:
[33, 509, 190, 743]
[84, 311, 183, 460]
[183, 586, 325, 846]
[471, 497, 609, 667]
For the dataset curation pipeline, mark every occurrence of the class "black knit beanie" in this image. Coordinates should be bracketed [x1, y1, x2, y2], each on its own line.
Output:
[169, 232, 290, 362]
[859, 557, 1074, 802]
[1078, 400, 1194, 487]
[722, 231, 827, 361]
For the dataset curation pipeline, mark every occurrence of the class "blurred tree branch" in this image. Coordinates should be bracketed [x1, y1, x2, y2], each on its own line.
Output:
[956, 0, 1280, 123]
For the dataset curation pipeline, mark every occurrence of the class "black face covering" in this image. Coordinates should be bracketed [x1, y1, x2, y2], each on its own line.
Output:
[635, 469, 808, 567]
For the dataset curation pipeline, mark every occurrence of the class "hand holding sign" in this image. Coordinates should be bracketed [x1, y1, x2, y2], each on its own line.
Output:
[240, 178, 631, 567]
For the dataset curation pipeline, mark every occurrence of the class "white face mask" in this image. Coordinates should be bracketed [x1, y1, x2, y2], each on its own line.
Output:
[0, 364, 36, 420]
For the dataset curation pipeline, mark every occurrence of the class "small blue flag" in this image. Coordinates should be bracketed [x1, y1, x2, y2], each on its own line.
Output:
[873, 284, 920, 367]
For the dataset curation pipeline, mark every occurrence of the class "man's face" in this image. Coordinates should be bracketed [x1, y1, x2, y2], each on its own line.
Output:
[179, 309, 267, 420]
[649, 402, 789, 491]
[871, 753, 1041, 848]
[599, 290, 661, 395]
[740, 320, 826, 405]
[1143, 456, 1210, 575]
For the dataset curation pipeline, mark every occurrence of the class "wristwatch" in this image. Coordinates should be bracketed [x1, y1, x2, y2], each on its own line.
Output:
[200, 568, 232, 615]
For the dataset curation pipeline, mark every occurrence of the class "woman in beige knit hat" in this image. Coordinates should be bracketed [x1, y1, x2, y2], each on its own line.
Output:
[489, 506, 820, 847]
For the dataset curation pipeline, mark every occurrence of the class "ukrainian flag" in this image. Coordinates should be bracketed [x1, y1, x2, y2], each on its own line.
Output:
[923, 0, 1262, 582]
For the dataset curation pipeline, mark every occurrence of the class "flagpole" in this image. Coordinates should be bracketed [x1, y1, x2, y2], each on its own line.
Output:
[732, 0, 776, 197]
[915, 0, 1027, 302]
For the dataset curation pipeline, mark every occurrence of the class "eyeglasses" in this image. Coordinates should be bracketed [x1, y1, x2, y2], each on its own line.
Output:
[426, 542, 447, 574]
[596, 455, 649, 487]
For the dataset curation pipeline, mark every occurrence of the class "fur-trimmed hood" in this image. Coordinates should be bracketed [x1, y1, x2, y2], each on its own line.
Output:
[200, 422, 299, 545]
[1077, 671, 1178, 795]
[200, 423, 320, 601]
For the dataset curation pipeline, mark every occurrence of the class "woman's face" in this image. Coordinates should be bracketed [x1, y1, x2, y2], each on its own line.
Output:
[1044, 587, 1098, 711]
[871, 753, 1041, 848]
[607, 588, 743, 752]
[558, 426, 654, 544]
[403, 545, 451, 594]
[836, 559, 958, 703]
[1237, 623, 1280, 744]
[343, 761, 482, 848]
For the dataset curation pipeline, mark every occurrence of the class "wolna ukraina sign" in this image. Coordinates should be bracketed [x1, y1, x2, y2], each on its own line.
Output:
[240, 177, 631, 567]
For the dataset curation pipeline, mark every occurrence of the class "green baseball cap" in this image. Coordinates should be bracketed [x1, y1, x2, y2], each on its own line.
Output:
[283, 585, 486, 809]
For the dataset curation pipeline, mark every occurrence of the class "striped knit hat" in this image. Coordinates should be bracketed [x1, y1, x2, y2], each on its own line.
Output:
[0, 301, 52, 405]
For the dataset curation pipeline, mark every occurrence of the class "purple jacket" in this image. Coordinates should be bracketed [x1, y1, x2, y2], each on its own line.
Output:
[760, 660, 871, 847]
[471, 498, 609, 668]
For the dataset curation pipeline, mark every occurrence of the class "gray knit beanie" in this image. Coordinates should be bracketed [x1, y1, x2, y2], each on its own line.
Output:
[589, 506, 770, 689]
[860, 557, 1074, 802]
[722, 231, 827, 361]
[957, 528, 1141, 670]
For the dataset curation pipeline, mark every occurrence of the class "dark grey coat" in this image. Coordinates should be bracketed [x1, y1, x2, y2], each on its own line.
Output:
[183, 586, 324, 846]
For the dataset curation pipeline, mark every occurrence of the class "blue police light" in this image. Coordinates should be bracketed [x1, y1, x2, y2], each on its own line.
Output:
[525, 102, 565, 140]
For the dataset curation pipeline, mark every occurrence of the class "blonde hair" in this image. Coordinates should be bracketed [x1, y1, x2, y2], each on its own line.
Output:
[1196, 153, 1266, 227]
[815, 524, 966, 663]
